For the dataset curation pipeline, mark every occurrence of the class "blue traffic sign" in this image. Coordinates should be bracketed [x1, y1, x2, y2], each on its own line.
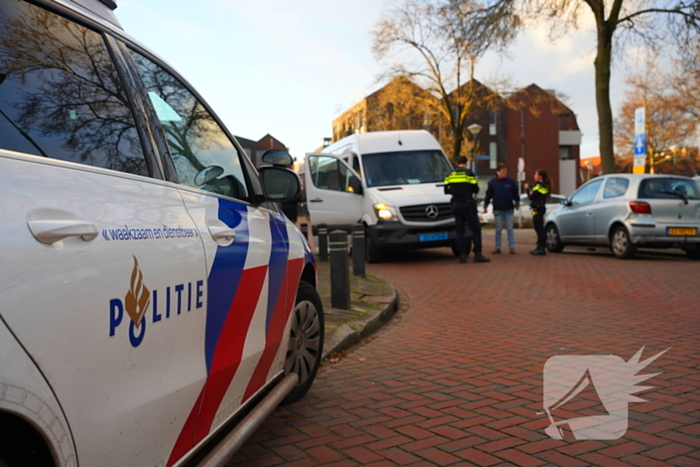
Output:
[633, 134, 646, 156]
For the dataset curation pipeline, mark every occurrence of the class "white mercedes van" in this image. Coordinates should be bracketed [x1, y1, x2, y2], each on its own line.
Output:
[305, 130, 467, 262]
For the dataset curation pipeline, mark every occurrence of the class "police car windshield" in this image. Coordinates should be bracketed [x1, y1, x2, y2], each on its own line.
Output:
[362, 150, 452, 188]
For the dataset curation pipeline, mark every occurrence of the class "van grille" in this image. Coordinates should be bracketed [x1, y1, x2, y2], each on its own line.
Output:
[400, 203, 453, 222]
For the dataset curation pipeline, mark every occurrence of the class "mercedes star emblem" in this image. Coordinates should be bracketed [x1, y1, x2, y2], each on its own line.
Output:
[425, 205, 439, 219]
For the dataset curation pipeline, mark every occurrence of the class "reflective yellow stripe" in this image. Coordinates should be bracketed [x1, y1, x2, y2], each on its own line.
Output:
[444, 172, 477, 184]
[533, 183, 549, 194]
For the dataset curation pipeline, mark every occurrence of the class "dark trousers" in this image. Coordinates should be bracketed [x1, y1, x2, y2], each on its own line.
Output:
[533, 210, 546, 249]
[452, 201, 482, 254]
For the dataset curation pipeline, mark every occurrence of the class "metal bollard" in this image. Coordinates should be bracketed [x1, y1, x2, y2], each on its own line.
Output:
[300, 222, 309, 240]
[352, 224, 365, 277]
[329, 230, 350, 310]
[318, 224, 328, 262]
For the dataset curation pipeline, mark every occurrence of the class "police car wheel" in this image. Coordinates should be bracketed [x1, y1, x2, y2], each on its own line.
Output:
[283, 281, 325, 404]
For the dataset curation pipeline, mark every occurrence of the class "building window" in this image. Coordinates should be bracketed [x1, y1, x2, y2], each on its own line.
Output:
[559, 113, 571, 130]
[489, 110, 497, 135]
[559, 147, 571, 160]
[489, 142, 497, 169]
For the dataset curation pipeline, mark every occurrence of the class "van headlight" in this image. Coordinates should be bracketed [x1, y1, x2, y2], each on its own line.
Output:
[374, 203, 398, 221]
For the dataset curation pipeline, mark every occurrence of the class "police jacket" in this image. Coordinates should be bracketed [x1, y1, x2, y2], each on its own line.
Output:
[484, 176, 520, 211]
[444, 167, 479, 203]
[529, 182, 549, 213]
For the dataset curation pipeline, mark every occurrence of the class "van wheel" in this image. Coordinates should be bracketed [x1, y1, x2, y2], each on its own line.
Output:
[452, 238, 472, 256]
[545, 224, 564, 253]
[283, 281, 324, 404]
[365, 235, 384, 263]
[610, 226, 636, 259]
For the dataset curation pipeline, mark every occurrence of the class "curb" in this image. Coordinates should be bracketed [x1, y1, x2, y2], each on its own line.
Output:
[321, 281, 398, 361]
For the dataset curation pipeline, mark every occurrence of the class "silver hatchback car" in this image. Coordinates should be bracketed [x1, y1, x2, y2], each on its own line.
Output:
[545, 174, 700, 259]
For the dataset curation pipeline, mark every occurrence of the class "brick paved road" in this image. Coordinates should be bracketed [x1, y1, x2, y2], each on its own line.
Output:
[231, 243, 700, 467]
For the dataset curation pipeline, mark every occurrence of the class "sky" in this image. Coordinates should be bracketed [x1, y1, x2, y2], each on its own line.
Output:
[115, 0, 646, 162]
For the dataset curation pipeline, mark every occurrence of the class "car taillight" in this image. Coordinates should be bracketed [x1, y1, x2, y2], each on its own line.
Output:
[630, 201, 652, 214]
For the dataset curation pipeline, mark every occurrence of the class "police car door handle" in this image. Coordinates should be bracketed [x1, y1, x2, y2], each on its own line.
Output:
[27, 219, 99, 244]
[207, 222, 236, 241]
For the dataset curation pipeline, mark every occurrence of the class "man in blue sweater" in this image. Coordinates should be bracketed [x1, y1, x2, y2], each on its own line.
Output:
[483, 163, 520, 254]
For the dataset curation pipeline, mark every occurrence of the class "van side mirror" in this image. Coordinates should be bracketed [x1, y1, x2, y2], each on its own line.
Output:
[348, 176, 363, 195]
[261, 149, 294, 167]
[260, 167, 301, 201]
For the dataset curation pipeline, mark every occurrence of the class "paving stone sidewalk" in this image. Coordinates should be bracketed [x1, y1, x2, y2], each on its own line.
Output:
[314, 256, 398, 360]
[231, 232, 699, 467]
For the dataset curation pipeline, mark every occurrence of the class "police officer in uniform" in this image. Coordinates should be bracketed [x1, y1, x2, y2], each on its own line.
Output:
[524, 169, 550, 256]
[444, 156, 490, 264]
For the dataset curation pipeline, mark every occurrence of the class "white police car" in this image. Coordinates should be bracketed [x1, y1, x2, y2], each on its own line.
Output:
[0, 0, 324, 465]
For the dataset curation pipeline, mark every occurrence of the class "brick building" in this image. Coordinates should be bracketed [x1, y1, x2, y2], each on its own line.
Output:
[236, 133, 288, 168]
[503, 84, 581, 196]
[332, 80, 582, 195]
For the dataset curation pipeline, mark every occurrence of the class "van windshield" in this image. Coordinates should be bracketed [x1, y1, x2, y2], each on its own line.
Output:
[362, 150, 452, 188]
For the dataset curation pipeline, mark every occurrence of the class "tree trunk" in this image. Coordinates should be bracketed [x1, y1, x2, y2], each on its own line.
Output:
[451, 124, 463, 161]
[594, 25, 616, 174]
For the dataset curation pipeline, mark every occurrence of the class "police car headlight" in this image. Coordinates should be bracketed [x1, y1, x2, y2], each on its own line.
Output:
[374, 203, 397, 221]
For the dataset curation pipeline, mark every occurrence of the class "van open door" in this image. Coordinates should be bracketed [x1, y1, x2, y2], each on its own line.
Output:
[305, 153, 364, 231]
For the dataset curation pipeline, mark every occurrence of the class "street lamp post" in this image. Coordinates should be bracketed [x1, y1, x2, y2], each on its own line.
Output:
[467, 123, 482, 177]
[669, 145, 678, 173]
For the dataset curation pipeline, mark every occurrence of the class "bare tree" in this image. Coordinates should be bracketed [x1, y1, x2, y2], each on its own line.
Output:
[614, 54, 699, 173]
[372, 0, 516, 161]
[471, 0, 700, 174]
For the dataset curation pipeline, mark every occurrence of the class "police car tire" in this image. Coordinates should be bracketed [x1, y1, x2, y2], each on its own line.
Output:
[282, 281, 325, 404]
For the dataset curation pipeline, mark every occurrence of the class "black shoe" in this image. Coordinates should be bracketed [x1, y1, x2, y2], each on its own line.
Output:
[530, 248, 546, 256]
[473, 253, 490, 263]
[459, 253, 467, 263]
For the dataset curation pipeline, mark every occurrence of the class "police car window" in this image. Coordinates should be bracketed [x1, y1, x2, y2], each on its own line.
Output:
[570, 179, 603, 205]
[0, 2, 148, 176]
[603, 177, 629, 199]
[127, 50, 249, 200]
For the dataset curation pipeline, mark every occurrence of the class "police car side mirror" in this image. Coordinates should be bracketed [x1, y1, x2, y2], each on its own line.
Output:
[561, 199, 572, 207]
[260, 167, 301, 201]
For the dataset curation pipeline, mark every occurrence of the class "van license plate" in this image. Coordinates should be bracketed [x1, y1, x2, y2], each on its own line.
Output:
[667, 227, 697, 236]
[419, 232, 449, 242]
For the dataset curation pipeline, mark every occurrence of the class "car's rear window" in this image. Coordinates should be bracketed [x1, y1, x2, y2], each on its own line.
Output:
[639, 178, 700, 200]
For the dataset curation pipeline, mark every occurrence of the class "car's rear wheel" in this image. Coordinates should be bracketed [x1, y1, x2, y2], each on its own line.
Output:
[545, 224, 564, 253]
[610, 226, 637, 259]
[283, 281, 324, 404]
[685, 245, 700, 260]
